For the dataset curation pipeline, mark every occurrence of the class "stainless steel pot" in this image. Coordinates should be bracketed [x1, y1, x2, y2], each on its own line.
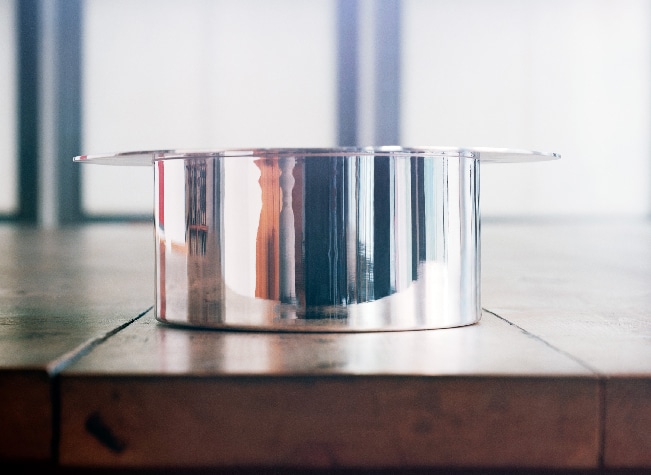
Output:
[74, 147, 559, 332]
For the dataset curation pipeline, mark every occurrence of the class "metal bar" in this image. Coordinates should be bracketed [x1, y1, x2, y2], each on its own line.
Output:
[17, 0, 40, 223]
[356, 0, 375, 145]
[336, 0, 359, 146]
[56, 0, 82, 224]
[374, 0, 401, 145]
[39, 0, 57, 227]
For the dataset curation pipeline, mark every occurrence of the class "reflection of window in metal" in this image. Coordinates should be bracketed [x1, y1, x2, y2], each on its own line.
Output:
[249, 154, 446, 309]
[346, 155, 374, 303]
[304, 156, 348, 307]
[425, 157, 446, 263]
[186, 161, 207, 256]
[303, 155, 434, 307]
[184, 159, 225, 323]
[292, 159, 305, 307]
[390, 156, 412, 292]
[411, 156, 425, 280]
[372, 156, 390, 299]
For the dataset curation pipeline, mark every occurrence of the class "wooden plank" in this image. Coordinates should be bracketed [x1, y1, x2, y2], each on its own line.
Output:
[59, 375, 598, 470]
[0, 371, 51, 460]
[0, 224, 153, 461]
[481, 219, 651, 468]
[4, 219, 649, 469]
[481, 219, 651, 374]
[604, 378, 651, 468]
[58, 311, 599, 469]
[57, 312, 594, 377]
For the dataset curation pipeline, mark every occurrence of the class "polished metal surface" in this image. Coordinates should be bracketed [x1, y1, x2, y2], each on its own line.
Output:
[153, 149, 479, 331]
[74, 146, 561, 166]
[74, 147, 559, 332]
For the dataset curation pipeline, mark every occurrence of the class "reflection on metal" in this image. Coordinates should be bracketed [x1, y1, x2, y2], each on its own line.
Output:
[278, 156, 297, 305]
[185, 159, 225, 324]
[154, 149, 481, 332]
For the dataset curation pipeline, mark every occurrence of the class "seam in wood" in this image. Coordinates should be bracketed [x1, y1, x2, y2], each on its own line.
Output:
[45, 306, 153, 377]
[484, 308, 607, 471]
[47, 306, 153, 464]
[482, 308, 602, 375]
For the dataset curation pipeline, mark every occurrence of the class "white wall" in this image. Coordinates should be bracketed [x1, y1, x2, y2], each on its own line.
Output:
[81, 0, 337, 215]
[0, 0, 17, 214]
[80, 0, 651, 218]
[403, 0, 651, 218]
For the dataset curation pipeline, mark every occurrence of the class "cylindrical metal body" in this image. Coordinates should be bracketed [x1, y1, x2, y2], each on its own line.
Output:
[153, 149, 480, 331]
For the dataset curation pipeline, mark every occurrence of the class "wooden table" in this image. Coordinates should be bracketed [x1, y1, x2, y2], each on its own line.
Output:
[1, 219, 650, 473]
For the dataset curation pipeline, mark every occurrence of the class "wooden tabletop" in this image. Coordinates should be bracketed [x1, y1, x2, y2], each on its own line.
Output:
[1, 219, 650, 472]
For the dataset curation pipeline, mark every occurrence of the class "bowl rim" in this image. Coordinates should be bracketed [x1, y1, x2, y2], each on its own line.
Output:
[73, 146, 561, 166]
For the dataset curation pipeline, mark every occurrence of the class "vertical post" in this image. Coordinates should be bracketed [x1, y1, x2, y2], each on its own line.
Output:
[336, 0, 359, 146]
[374, 0, 401, 145]
[338, 0, 405, 146]
[38, 0, 83, 227]
[55, 0, 82, 224]
[17, 0, 40, 223]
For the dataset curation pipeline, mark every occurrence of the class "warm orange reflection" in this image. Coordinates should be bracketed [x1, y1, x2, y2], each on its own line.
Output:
[254, 157, 281, 300]
[254, 156, 304, 305]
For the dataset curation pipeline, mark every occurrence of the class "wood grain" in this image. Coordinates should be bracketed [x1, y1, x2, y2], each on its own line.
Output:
[604, 378, 651, 468]
[482, 219, 651, 468]
[0, 223, 153, 461]
[2, 220, 651, 470]
[0, 371, 51, 460]
[59, 375, 598, 469]
[57, 309, 599, 468]
[481, 219, 651, 374]
[59, 312, 592, 377]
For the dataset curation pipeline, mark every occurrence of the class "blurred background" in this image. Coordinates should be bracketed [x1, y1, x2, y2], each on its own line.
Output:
[1, 0, 649, 226]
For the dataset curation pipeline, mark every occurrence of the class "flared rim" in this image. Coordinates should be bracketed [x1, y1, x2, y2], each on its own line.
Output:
[73, 146, 561, 166]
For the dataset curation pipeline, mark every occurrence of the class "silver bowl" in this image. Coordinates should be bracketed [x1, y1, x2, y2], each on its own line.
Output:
[74, 146, 559, 332]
